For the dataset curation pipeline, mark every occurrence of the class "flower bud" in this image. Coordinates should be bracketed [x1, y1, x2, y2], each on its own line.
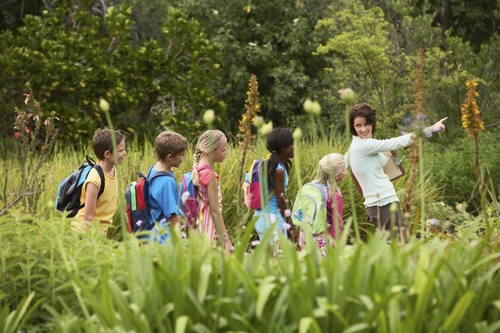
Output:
[203, 109, 215, 125]
[338, 88, 357, 104]
[253, 116, 264, 128]
[310, 101, 321, 116]
[390, 202, 398, 213]
[46, 199, 55, 209]
[99, 98, 110, 112]
[293, 127, 302, 140]
[260, 121, 273, 136]
[303, 98, 314, 113]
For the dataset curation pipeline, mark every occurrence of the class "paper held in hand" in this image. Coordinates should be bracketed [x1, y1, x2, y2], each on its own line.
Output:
[382, 150, 405, 181]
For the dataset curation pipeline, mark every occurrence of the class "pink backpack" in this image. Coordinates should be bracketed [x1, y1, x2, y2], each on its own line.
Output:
[179, 165, 210, 229]
[243, 159, 265, 209]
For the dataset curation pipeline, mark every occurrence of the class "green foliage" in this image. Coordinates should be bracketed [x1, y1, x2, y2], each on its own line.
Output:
[316, 0, 469, 136]
[424, 130, 500, 210]
[0, 3, 222, 143]
[2, 211, 500, 331]
[167, 0, 337, 132]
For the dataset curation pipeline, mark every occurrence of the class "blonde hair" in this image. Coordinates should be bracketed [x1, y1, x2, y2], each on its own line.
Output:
[192, 130, 227, 185]
[314, 153, 345, 189]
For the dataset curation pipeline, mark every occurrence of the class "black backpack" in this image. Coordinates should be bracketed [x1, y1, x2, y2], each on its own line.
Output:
[55, 156, 105, 217]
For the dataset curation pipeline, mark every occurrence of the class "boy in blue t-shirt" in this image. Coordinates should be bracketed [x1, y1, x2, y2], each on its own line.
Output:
[147, 131, 188, 244]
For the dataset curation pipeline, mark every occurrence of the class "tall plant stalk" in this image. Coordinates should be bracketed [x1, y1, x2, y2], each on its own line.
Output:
[237, 74, 261, 216]
[460, 78, 484, 190]
[406, 48, 426, 238]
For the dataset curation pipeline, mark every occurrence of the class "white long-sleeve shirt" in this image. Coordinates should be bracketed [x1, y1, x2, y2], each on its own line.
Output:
[345, 134, 414, 207]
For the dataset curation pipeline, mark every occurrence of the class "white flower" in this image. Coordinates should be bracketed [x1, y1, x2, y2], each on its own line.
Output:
[284, 223, 291, 230]
[99, 98, 110, 112]
[203, 109, 215, 125]
[284, 209, 291, 217]
[303, 98, 314, 113]
[181, 191, 190, 204]
[303, 99, 321, 116]
[251, 240, 261, 246]
[293, 128, 302, 140]
[426, 218, 440, 227]
[136, 220, 143, 226]
[310, 101, 321, 116]
[253, 116, 264, 128]
[260, 121, 273, 136]
[338, 88, 357, 104]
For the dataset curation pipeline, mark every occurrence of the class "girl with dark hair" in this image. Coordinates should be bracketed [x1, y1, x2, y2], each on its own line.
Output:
[346, 103, 447, 240]
[254, 127, 297, 245]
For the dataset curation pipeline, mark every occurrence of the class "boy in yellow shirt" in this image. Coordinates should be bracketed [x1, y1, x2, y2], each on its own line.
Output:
[72, 128, 126, 235]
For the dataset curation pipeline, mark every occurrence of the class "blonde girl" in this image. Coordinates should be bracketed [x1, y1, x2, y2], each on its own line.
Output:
[298, 153, 347, 254]
[191, 130, 233, 251]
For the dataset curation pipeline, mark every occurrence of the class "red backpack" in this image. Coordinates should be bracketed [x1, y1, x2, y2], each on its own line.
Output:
[125, 171, 173, 233]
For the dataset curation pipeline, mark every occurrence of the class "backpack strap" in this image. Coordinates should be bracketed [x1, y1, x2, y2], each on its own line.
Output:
[146, 166, 174, 181]
[93, 165, 106, 198]
[85, 155, 106, 198]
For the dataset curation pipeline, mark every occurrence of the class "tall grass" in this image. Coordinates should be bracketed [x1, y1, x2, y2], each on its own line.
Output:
[1, 209, 500, 332]
[2, 124, 499, 332]
[1, 133, 442, 239]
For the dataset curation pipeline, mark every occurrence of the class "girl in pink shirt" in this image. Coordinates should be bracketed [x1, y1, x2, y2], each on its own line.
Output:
[191, 130, 233, 252]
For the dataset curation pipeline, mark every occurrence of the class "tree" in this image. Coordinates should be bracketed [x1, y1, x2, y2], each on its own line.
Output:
[0, 3, 222, 142]
[166, 0, 337, 133]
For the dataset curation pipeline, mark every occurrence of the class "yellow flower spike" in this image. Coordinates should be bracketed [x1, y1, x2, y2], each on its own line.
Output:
[460, 77, 483, 139]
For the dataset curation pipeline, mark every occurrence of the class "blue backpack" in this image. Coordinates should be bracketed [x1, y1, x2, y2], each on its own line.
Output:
[125, 170, 173, 233]
[55, 156, 105, 217]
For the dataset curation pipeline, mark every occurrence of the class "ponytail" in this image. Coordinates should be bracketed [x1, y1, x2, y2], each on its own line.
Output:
[191, 149, 202, 186]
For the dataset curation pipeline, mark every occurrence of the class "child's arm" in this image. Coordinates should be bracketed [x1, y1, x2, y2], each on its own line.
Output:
[273, 169, 297, 241]
[168, 214, 181, 236]
[168, 214, 180, 228]
[328, 190, 343, 239]
[206, 178, 233, 251]
[83, 183, 99, 225]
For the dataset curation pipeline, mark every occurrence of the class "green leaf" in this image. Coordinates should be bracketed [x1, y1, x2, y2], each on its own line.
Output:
[442, 291, 475, 332]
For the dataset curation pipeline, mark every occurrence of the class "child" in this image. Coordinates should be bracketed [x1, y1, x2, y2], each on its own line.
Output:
[73, 128, 126, 235]
[254, 127, 296, 245]
[297, 153, 347, 255]
[191, 130, 233, 251]
[147, 131, 188, 244]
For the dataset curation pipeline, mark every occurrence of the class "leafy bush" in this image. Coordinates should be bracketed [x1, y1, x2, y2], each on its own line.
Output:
[0, 4, 222, 143]
[424, 130, 500, 211]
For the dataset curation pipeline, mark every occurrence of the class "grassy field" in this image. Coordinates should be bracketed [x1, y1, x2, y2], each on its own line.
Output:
[1, 133, 500, 332]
